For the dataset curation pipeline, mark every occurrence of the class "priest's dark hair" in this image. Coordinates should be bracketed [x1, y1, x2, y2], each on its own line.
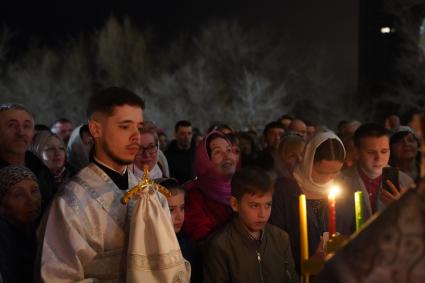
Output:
[86, 87, 145, 119]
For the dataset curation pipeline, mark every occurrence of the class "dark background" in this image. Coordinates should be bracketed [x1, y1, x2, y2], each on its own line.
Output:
[1, 0, 424, 123]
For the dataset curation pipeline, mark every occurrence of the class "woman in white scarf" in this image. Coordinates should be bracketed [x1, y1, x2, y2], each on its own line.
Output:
[132, 128, 168, 180]
[293, 131, 346, 199]
[269, 130, 346, 273]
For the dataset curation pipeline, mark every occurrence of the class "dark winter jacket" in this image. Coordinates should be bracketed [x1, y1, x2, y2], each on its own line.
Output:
[177, 231, 202, 283]
[0, 218, 38, 283]
[164, 140, 196, 183]
[203, 218, 298, 283]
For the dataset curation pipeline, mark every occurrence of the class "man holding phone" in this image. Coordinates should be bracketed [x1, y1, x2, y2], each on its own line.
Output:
[340, 123, 414, 219]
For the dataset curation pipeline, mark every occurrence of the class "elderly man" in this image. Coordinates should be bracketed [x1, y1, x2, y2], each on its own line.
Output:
[0, 103, 56, 210]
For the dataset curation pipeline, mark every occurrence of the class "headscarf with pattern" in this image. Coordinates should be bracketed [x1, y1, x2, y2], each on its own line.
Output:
[0, 165, 38, 201]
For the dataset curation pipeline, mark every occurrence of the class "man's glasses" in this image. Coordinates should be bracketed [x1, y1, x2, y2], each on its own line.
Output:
[139, 143, 158, 155]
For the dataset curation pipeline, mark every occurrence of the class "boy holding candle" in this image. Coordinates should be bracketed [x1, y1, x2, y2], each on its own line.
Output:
[203, 167, 298, 283]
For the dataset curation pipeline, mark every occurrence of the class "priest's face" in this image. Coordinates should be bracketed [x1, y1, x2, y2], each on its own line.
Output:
[90, 105, 143, 171]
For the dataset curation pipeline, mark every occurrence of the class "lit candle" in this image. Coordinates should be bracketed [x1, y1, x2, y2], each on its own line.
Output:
[354, 191, 363, 231]
[299, 194, 309, 263]
[328, 186, 340, 237]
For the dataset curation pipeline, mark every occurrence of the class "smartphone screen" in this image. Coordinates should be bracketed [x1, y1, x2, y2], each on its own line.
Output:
[381, 167, 399, 193]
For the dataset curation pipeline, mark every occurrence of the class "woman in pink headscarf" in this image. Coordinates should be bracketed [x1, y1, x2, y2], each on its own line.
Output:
[184, 131, 239, 241]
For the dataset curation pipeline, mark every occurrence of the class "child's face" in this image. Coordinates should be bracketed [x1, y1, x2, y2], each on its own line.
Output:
[1, 179, 41, 225]
[167, 191, 185, 233]
[356, 136, 390, 179]
[231, 191, 273, 233]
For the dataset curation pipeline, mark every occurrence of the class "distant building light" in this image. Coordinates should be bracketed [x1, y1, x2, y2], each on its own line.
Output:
[380, 27, 392, 34]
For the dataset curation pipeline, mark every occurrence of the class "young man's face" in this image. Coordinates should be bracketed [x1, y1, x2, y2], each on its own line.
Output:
[231, 191, 273, 233]
[0, 109, 34, 156]
[356, 136, 390, 179]
[90, 105, 143, 170]
[175, 126, 192, 150]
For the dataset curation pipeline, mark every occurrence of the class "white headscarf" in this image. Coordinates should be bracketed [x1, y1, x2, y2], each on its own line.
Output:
[66, 125, 91, 171]
[293, 131, 345, 199]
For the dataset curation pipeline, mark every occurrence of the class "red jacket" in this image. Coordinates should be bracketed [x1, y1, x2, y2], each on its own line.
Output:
[183, 187, 232, 241]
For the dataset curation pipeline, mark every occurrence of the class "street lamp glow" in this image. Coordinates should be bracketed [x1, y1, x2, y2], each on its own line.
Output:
[380, 27, 391, 34]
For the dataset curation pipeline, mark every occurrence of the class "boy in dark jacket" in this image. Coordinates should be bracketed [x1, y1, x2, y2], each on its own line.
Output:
[203, 167, 298, 283]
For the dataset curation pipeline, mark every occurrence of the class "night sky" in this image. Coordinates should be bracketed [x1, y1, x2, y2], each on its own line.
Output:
[1, 0, 277, 47]
[1, 0, 362, 103]
[0, 1, 356, 48]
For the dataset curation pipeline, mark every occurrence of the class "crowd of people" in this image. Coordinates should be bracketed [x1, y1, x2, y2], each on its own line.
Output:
[0, 86, 424, 283]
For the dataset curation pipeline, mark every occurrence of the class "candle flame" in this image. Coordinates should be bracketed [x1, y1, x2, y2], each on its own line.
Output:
[328, 185, 341, 200]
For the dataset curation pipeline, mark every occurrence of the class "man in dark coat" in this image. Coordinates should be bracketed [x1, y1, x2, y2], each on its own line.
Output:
[165, 120, 196, 183]
[0, 103, 57, 211]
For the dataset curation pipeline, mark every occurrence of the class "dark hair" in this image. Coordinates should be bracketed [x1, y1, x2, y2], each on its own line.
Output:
[79, 124, 90, 136]
[337, 120, 348, 133]
[159, 178, 185, 197]
[263, 121, 285, 136]
[238, 132, 256, 149]
[206, 132, 230, 159]
[314, 138, 345, 163]
[174, 120, 192, 132]
[208, 123, 233, 134]
[86, 87, 145, 119]
[304, 120, 316, 127]
[231, 167, 274, 200]
[401, 108, 422, 125]
[390, 131, 419, 146]
[34, 124, 51, 132]
[353, 123, 390, 147]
